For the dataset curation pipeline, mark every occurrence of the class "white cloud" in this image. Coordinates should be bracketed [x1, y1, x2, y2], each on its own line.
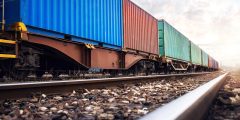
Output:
[132, 0, 240, 67]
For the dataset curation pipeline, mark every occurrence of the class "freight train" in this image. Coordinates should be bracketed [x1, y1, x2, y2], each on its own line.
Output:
[0, 0, 219, 80]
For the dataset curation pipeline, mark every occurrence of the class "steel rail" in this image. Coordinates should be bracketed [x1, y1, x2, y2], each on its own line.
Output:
[140, 73, 228, 120]
[0, 72, 210, 100]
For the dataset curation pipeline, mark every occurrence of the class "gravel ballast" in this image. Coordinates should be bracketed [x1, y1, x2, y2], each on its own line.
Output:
[0, 73, 221, 120]
[208, 70, 240, 120]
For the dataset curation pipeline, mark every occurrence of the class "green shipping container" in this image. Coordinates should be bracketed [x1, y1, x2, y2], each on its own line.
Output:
[158, 20, 191, 62]
[191, 42, 202, 65]
[202, 50, 209, 67]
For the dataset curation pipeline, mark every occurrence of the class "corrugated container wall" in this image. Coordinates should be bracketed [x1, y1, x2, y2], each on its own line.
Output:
[213, 60, 216, 69]
[158, 20, 191, 62]
[208, 56, 216, 68]
[208, 56, 214, 68]
[202, 51, 209, 67]
[123, 0, 158, 54]
[217, 61, 219, 69]
[191, 42, 202, 65]
[3, 0, 123, 49]
[214, 60, 217, 69]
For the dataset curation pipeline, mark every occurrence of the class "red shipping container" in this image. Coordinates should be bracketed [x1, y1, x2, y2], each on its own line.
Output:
[208, 56, 214, 68]
[123, 0, 158, 55]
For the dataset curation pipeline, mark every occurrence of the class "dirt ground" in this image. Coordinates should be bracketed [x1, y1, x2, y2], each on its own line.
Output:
[208, 69, 240, 120]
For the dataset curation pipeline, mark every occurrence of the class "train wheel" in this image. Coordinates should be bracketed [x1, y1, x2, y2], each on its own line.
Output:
[122, 70, 129, 76]
[36, 71, 45, 79]
[163, 63, 168, 74]
[11, 70, 30, 81]
[109, 71, 117, 77]
[134, 65, 140, 76]
[52, 71, 61, 79]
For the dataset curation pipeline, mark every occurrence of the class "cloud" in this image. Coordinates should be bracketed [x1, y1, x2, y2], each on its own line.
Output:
[132, 0, 240, 67]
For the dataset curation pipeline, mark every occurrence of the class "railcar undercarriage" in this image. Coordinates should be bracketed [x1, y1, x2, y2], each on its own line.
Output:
[0, 29, 215, 82]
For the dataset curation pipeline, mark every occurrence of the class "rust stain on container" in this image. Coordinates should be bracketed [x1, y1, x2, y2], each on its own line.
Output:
[123, 0, 158, 55]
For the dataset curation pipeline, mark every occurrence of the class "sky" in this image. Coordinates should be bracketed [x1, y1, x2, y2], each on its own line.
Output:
[132, 0, 240, 68]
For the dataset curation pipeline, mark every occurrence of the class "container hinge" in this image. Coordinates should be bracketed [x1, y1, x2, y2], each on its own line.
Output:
[122, 48, 127, 52]
[149, 55, 156, 60]
[10, 22, 28, 32]
[85, 44, 95, 49]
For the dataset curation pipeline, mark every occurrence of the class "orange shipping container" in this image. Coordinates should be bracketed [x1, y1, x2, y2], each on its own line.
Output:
[123, 0, 158, 55]
[208, 56, 214, 68]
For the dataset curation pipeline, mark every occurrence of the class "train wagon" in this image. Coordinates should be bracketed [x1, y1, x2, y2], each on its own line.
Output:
[201, 50, 209, 71]
[123, 0, 158, 55]
[123, 0, 159, 72]
[214, 61, 219, 70]
[214, 59, 219, 70]
[0, 0, 128, 78]
[0, 0, 161, 79]
[158, 20, 191, 71]
[190, 42, 202, 65]
[190, 42, 203, 71]
[208, 56, 213, 70]
[209, 56, 219, 70]
[0, 0, 218, 79]
[213, 59, 218, 69]
[2, 0, 123, 50]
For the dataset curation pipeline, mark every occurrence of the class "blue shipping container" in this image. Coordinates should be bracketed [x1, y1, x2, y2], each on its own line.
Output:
[3, 0, 123, 49]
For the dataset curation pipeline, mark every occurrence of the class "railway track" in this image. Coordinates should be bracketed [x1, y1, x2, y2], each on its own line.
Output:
[0, 72, 223, 119]
[140, 73, 228, 120]
[0, 72, 210, 100]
